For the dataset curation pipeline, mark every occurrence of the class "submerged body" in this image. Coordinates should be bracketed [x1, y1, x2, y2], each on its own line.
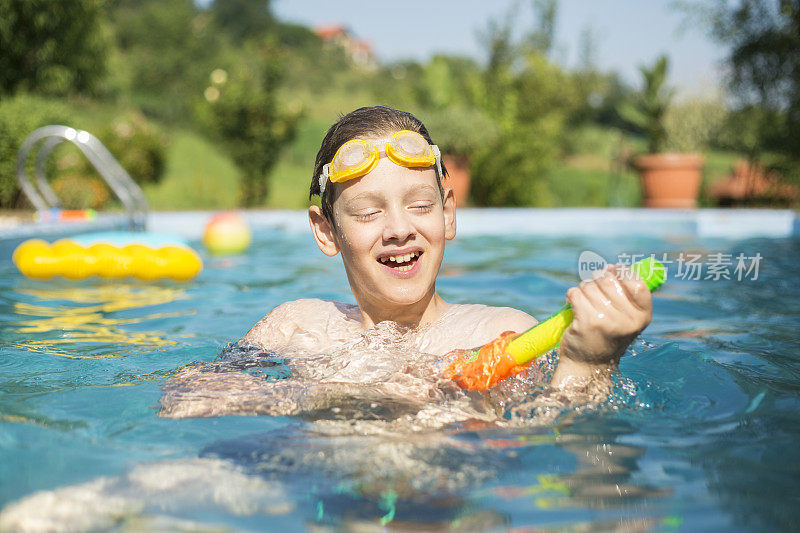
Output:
[159, 299, 543, 421]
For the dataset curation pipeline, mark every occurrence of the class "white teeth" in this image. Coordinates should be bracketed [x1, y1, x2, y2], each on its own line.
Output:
[379, 252, 419, 265]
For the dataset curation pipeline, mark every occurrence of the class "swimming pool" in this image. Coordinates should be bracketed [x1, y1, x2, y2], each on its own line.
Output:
[1, 210, 798, 531]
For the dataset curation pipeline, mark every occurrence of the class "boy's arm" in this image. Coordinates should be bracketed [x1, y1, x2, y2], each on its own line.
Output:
[552, 265, 652, 388]
[158, 300, 306, 418]
[475, 271, 651, 391]
[240, 300, 303, 350]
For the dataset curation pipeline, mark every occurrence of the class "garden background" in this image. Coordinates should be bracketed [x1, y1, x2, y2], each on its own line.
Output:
[1, 0, 798, 213]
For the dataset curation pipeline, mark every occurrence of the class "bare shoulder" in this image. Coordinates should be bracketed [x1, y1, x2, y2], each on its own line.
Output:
[241, 298, 358, 350]
[469, 304, 537, 335]
[489, 305, 538, 332]
[441, 303, 538, 349]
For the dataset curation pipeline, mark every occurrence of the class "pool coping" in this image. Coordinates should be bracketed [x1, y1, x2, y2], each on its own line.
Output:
[0, 209, 797, 250]
[149, 208, 800, 240]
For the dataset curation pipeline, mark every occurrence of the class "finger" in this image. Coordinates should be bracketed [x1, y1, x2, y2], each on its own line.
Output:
[580, 279, 625, 321]
[567, 282, 605, 327]
[612, 265, 652, 312]
[593, 271, 630, 313]
[590, 265, 608, 281]
[565, 285, 594, 326]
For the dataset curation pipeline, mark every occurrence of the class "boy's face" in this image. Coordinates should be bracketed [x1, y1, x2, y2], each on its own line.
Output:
[311, 134, 456, 313]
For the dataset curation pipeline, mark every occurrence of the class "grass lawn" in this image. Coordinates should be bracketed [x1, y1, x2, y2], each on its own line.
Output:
[143, 130, 241, 210]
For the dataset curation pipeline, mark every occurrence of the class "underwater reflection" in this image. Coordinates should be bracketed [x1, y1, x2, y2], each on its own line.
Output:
[7, 283, 193, 357]
[196, 414, 672, 529]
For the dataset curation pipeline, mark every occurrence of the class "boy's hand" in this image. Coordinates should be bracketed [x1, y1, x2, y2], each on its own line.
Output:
[558, 264, 652, 367]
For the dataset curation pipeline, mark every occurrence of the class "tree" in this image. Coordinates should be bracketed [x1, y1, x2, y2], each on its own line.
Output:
[106, 0, 218, 122]
[0, 0, 108, 96]
[210, 0, 274, 45]
[470, 0, 579, 206]
[196, 42, 300, 207]
[526, 0, 558, 54]
[687, 0, 800, 160]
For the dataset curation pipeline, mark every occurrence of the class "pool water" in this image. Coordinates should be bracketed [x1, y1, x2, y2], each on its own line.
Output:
[0, 227, 799, 531]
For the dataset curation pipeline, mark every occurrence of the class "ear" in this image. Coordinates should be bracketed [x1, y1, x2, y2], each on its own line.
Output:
[308, 206, 340, 257]
[442, 187, 457, 240]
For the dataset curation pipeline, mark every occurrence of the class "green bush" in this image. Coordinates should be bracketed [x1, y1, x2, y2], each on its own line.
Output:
[96, 111, 169, 185]
[0, 93, 74, 207]
[50, 173, 110, 209]
[664, 98, 727, 153]
[0, 0, 108, 97]
[420, 106, 498, 157]
[196, 54, 301, 206]
[470, 121, 559, 207]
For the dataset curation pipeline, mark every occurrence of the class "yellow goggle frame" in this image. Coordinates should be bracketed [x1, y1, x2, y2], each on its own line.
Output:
[319, 130, 441, 195]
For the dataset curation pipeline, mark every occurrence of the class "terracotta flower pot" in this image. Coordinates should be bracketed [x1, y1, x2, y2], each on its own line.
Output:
[442, 154, 471, 208]
[635, 153, 705, 208]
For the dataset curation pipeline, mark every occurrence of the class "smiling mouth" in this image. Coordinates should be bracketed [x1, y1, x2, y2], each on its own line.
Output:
[377, 251, 422, 272]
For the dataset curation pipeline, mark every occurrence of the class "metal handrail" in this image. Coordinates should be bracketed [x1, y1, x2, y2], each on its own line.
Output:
[17, 125, 148, 230]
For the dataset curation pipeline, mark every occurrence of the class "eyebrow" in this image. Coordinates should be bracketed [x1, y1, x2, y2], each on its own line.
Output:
[344, 191, 383, 208]
[404, 184, 439, 198]
[344, 184, 439, 207]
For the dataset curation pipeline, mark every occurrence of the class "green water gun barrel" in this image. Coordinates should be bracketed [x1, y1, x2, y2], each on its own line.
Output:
[505, 257, 666, 366]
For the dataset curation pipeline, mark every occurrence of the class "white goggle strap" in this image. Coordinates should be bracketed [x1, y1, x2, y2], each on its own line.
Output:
[319, 164, 331, 197]
[432, 145, 442, 178]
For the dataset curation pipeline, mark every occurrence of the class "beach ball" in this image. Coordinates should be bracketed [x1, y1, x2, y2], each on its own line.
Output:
[203, 212, 251, 255]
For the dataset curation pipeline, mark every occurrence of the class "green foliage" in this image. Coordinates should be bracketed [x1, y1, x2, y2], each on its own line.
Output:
[480, 15, 518, 126]
[196, 47, 301, 207]
[715, 105, 782, 154]
[0, 0, 108, 97]
[419, 55, 486, 110]
[419, 107, 498, 157]
[0, 94, 74, 207]
[617, 55, 674, 153]
[96, 111, 169, 185]
[514, 51, 579, 126]
[50, 173, 110, 209]
[683, 0, 800, 194]
[701, 0, 800, 157]
[210, 0, 275, 45]
[107, 0, 219, 122]
[470, 123, 559, 207]
[663, 98, 728, 153]
[526, 0, 558, 54]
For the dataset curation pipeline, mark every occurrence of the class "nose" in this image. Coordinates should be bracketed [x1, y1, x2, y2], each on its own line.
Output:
[381, 206, 415, 242]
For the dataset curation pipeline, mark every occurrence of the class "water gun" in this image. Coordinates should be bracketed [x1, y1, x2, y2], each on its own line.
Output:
[444, 257, 666, 391]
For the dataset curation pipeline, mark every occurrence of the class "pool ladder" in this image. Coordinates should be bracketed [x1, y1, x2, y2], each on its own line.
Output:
[17, 125, 148, 231]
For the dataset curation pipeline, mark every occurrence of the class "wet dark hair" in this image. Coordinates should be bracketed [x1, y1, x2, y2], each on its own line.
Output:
[309, 105, 448, 223]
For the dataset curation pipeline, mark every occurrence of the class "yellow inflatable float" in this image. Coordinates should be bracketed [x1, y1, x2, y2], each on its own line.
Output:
[12, 231, 203, 281]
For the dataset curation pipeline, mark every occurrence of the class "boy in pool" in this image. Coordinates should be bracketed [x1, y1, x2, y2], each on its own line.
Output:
[242, 106, 652, 388]
[159, 106, 652, 418]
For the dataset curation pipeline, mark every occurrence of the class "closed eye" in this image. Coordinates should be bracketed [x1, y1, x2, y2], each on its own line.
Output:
[410, 203, 434, 213]
[355, 211, 380, 222]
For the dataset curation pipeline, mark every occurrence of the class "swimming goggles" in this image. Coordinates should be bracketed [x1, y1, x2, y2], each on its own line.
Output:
[318, 130, 441, 196]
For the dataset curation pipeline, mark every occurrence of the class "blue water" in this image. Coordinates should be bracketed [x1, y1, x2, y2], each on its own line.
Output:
[0, 226, 798, 531]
